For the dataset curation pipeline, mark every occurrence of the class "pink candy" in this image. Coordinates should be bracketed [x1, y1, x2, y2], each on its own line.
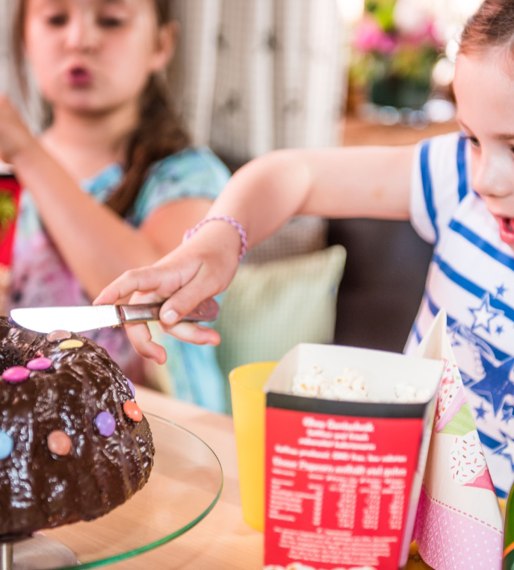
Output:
[2, 366, 30, 383]
[27, 357, 53, 371]
[2, 357, 53, 382]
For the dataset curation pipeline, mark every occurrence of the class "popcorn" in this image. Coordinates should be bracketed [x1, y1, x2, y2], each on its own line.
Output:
[291, 365, 327, 398]
[291, 366, 430, 403]
[319, 368, 369, 400]
[394, 382, 432, 403]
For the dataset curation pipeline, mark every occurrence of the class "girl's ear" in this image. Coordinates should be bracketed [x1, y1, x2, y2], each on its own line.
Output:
[150, 21, 178, 72]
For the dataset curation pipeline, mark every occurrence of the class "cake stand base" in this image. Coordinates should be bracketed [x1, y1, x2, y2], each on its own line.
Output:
[1, 535, 78, 570]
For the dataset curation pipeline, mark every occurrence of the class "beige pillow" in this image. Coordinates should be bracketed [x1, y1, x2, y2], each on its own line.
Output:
[215, 245, 346, 378]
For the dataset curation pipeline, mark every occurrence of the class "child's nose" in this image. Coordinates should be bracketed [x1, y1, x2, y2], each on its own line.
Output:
[473, 154, 511, 199]
[64, 15, 99, 52]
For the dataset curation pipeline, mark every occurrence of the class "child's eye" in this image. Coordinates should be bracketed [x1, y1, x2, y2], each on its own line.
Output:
[465, 135, 480, 148]
[98, 16, 124, 28]
[46, 13, 68, 26]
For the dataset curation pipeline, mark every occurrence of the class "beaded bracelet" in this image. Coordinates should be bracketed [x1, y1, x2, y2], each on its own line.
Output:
[183, 215, 248, 261]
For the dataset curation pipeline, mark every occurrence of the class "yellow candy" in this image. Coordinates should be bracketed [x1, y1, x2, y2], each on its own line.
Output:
[58, 339, 84, 350]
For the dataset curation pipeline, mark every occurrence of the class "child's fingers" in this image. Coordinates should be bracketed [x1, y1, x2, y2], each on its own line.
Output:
[124, 319, 219, 363]
[158, 261, 234, 328]
[93, 267, 163, 304]
[159, 321, 221, 345]
[94, 265, 186, 305]
[124, 322, 168, 363]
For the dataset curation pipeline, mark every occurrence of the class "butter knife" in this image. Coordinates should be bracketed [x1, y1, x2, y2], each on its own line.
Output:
[10, 298, 219, 334]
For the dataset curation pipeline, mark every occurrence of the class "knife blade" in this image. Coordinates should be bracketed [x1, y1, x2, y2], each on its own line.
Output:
[10, 298, 219, 334]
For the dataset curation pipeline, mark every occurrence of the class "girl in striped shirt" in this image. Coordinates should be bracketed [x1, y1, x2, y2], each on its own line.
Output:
[98, 0, 514, 497]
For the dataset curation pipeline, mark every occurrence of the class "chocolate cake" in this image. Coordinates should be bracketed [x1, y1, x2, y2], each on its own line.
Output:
[0, 316, 154, 540]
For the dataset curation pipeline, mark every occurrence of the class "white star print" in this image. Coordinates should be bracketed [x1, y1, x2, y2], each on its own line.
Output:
[469, 294, 504, 334]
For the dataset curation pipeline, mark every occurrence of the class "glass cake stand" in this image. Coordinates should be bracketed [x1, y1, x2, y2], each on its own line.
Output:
[0, 413, 223, 570]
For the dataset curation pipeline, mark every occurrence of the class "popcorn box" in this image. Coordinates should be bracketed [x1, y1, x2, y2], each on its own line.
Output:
[0, 171, 21, 268]
[263, 344, 444, 570]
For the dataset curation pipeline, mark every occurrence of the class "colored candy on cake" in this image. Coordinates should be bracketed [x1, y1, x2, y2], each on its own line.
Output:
[0, 316, 154, 540]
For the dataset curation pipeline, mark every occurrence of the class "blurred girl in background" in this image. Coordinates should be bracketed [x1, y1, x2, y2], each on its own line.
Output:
[0, 0, 229, 409]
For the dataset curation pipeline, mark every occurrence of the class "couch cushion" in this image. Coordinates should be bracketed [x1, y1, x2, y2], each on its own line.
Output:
[215, 244, 346, 379]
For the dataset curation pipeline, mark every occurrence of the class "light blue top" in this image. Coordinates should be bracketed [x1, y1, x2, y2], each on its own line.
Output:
[9, 147, 231, 412]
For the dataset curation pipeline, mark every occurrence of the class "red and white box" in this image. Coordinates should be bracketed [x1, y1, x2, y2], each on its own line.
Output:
[0, 169, 21, 315]
[0, 170, 21, 269]
[264, 344, 444, 570]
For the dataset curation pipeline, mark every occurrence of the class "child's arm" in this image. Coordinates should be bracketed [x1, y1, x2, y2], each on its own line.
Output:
[96, 143, 416, 362]
[0, 95, 210, 298]
[208, 145, 414, 245]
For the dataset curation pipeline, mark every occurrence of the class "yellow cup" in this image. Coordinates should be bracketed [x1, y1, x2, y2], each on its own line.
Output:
[229, 362, 276, 532]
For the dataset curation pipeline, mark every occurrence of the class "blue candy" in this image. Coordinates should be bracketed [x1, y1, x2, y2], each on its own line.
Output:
[0, 431, 13, 460]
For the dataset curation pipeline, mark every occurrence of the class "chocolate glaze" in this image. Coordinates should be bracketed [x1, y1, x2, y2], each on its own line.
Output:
[0, 317, 154, 540]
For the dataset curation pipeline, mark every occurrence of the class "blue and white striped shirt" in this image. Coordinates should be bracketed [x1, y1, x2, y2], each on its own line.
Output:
[405, 132, 514, 497]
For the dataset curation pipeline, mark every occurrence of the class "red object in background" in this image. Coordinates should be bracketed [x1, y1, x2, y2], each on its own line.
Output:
[0, 173, 21, 268]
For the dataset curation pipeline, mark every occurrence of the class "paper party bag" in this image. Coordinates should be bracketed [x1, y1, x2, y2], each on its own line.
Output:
[413, 310, 503, 570]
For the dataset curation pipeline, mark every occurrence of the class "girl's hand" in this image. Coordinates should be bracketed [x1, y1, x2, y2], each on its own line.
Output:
[0, 95, 36, 164]
[94, 237, 240, 363]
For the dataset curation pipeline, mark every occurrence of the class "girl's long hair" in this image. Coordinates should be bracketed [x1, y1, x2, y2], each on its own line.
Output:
[460, 0, 514, 56]
[12, 0, 190, 217]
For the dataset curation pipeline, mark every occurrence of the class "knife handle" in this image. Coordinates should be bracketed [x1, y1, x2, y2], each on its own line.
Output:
[118, 298, 219, 324]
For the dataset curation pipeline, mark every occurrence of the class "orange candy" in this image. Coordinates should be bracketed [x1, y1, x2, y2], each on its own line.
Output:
[47, 430, 72, 456]
[123, 400, 143, 423]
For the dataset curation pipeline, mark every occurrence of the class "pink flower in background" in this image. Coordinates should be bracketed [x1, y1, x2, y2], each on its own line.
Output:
[353, 17, 397, 54]
[349, 0, 452, 115]
[350, 0, 443, 97]
[401, 21, 443, 49]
